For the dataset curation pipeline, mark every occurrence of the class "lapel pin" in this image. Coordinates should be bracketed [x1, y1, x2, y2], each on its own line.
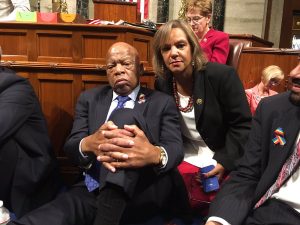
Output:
[272, 135, 286, 146]
[272, 127, 286, 146]
[196, 98, 203, 105]
[274, 127, 284, 136]
[138, 93, 146, 104]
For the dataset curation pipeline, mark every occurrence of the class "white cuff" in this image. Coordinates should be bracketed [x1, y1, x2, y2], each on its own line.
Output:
[206, 216, 231, 225]
[79, 138, 88, 158]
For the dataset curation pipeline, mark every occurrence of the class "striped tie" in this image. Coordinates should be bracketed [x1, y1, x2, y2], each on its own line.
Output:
[255, 139, 300, 208]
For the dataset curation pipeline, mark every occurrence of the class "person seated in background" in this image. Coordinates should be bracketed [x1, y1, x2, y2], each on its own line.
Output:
[205, 60, 300, 225]
[0, 0, 30, 22]
[184, 0, 229, 64]
[0, 51, 62, 219]
[10, 42, 183, 225]
[153, 19, 251, 223]
[245, 65, 284, 115]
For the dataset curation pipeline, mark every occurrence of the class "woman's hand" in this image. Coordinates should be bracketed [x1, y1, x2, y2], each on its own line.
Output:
[203, 163, 225, 180]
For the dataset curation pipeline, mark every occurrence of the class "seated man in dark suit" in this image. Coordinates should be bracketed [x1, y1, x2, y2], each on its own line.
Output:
[206, 59, 300, 225]
[0, 61, 62, 218]
[10, 42, 183, 225]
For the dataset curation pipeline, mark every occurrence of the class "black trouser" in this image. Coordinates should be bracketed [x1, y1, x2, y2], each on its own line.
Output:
[9, 181, 174, 225]
[245, 198, 300, 225]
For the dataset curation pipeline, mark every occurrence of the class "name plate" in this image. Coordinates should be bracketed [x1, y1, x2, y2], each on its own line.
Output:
[37, 12, 58, 23]
[16, 11, 37, 22]
[58, 13, 86, 24]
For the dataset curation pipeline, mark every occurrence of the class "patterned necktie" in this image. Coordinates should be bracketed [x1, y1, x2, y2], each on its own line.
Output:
[255, 139, 300, 208]
[84, 95, 130, 192]
[114, 95, 131, 111]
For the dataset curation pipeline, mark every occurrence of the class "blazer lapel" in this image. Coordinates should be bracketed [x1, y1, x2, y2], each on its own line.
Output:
[193, 70, 205, 123]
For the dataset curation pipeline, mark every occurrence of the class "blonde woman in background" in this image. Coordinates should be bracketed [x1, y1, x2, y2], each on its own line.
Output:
[245, 65, 284, 115]
[184, 0, 229, 64]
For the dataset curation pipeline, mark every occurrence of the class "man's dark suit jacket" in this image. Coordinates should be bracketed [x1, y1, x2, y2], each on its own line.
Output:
[0, 68, 62, 218]
[208, 91, 300, 224]
[155, 62, 252, 171]
[64, 85, 183, 218]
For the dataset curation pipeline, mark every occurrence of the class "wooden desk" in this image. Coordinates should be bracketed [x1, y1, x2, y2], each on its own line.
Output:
[229, 34, 274, 47]
[0, 22, 155, 184]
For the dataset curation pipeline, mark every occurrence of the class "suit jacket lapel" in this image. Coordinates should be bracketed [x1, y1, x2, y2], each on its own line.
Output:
[269, 105, 300, 167]
[259, 103, 300, 197]
[92, 88, 112, 132]
[134, 86, 152, 115]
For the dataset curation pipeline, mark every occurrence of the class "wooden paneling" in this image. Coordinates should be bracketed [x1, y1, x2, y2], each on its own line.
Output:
[38, 74, 75, 157]
[82, 74, 110, 90]
[36, 32, 73, 62]
[81, 32, 122, 64]
[229, 34, 274, 47]
[0, 30, 28, 60]
[93, 0, 138, 23]
[129, 33, 153, 68]
[238, 48, 299, 92]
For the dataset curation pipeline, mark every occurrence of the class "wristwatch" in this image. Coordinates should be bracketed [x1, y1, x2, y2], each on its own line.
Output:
[157, 146, 167, 167]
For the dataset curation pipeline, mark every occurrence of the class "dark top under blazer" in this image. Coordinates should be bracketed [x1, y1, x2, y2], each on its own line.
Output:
[64, 85, 183, 175]
[209, 92, 300, 224]
[0, 68, 62, 217]
[155, 62, 252, 171]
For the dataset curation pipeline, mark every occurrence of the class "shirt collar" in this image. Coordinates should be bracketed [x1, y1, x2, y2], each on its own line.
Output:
[112, 84, 140, 102]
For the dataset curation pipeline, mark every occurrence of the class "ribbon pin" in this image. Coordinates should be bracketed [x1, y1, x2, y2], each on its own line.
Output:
[272, 127, 286, 146]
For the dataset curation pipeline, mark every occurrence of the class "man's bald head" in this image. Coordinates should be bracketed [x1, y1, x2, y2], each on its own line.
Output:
[106, 42, 140, 64]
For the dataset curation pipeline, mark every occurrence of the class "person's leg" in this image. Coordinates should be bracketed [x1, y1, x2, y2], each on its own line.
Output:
[9, 183, 97, 225]
[93, 184, 128, 225]
[245, 198, 300, 225]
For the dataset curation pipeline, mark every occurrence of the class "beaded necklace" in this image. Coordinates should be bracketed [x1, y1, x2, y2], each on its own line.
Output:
[172, 77, 194, 112]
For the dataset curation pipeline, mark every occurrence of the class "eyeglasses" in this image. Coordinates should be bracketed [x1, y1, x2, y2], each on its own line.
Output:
[268, 78, 281, 86]
[186, 16, 205, 24]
